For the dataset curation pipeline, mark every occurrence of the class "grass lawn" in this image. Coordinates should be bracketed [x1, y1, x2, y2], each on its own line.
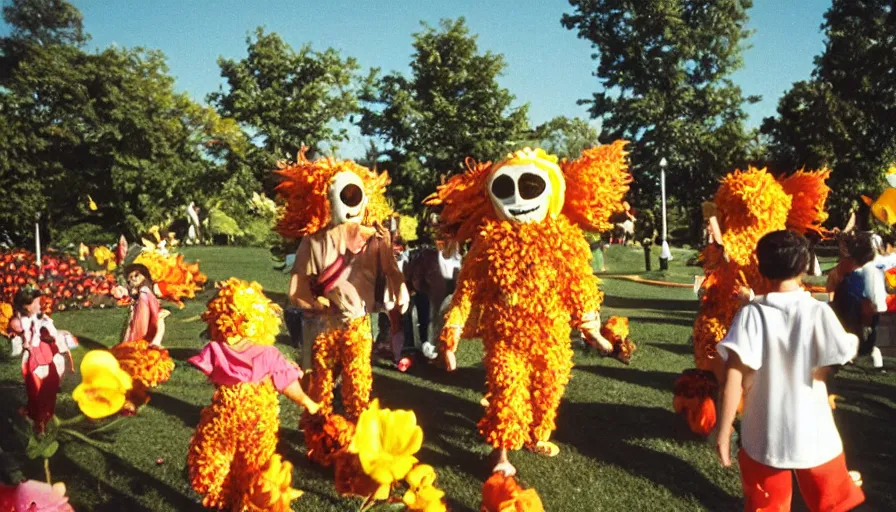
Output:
[1, 245, 893, 511]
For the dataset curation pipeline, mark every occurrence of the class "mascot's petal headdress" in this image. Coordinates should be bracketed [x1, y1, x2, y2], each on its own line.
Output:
[425, 141, 632, 244]
[274, 147, 392, 238]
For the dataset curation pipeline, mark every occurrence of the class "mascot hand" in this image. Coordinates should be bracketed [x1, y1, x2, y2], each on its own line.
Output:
[580, 321, 613, 354]
[314, 296, 332, 311]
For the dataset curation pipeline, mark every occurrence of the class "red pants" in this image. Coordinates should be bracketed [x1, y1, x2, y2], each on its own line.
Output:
[738, 449, 865, 512]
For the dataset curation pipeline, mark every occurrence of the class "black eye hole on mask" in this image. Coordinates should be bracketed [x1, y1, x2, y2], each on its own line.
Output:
[518, 173, 547, 200]
[491, 174, 515, 200]
[340, 184, 364, 207]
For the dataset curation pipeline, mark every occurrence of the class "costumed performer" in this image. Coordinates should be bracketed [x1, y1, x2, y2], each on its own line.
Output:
[426, 144, 636, 477]
[187, 278, 317, 511]
[276, 149, 409, 427]
[7, 286, 76, 433]
[677, 167, 831, 436]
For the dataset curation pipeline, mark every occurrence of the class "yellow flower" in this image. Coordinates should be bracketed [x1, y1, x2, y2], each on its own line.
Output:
[242, 454, 304, 511]
[72, 351, 133, 419]
[349, 399, 423, 487]
[92, 246, 117, 271]
[403, 464, 446, 512]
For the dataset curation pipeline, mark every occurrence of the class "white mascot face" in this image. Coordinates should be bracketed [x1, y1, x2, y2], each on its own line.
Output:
[329, 171, 368, 225]
[488, 164, 554, 223]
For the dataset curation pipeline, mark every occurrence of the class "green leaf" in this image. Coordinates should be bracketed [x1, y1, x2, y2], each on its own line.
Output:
[41, 440, 59, 459]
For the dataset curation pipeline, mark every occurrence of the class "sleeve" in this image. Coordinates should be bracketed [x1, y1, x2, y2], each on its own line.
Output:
[188, 343, 215, 376]
[863, 267, 888, 313]
[265, 347, 302, 393]
[814, 305, 859, 367]
[716, 304, 764, 370]
[291, 237, 316, 276]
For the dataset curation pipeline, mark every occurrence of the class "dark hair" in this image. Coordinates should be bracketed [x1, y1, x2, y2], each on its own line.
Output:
[124, 263, 154, 287]
[847, 232, 876, 266]
[13, 286, 42, 315]
[880, 232, 896, 250]
[756, 230, 810, 280]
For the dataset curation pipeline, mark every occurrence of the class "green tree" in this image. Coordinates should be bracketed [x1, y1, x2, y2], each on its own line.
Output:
[562, 1, 760, 223]
[0, 0, 247, 244]
[532, 116, 600, 159]
[209, 28, 360, 186]
[359, 18, 530, 211]
[761, 0, 896, 225]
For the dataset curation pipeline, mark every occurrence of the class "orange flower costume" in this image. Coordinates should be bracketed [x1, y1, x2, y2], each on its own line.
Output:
[677, 167, 831, 435]
[276, 149, 408, 425]
[426, 144, 633, 464]
[187, 279, 307, 511]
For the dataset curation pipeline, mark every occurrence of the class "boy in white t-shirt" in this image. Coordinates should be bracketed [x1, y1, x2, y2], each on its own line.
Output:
[716, 230, 865, 512]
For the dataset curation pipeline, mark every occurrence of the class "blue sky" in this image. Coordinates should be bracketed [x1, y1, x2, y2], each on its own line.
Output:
[4, 1, 831, 157]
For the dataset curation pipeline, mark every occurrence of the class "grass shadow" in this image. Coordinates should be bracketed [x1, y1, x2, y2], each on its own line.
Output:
[52, 447, 198, 511]
[149, 392, 202, 427]
[554, 402, 740, 509]
[649, 342, 695, 357]
[577, 365, 681, 394]
[626, 315, 696, 328]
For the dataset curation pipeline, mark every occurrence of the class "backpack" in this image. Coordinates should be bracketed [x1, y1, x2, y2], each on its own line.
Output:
[832, 270, 875, 335]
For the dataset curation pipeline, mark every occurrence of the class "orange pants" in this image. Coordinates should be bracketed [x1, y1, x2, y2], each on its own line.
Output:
[738, 449, 864, 512]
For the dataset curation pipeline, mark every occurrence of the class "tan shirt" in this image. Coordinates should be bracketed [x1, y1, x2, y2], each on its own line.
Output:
[292, 223, 404, 321]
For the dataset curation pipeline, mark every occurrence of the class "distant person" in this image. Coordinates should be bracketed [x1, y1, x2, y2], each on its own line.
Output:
[826, 233, 857, 302]
[716, 230, 864, 512]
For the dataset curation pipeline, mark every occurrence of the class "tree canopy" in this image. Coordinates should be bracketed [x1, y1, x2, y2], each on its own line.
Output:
[0, 0, 245, 244]
[761, 0, 896, 225]
[208, 28, 360, 185]
[562, 0, 760, 212]
[359, 18, 530, 211]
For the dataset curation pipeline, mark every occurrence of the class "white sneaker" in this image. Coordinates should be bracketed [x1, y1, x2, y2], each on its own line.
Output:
[871, 347, 883, 369]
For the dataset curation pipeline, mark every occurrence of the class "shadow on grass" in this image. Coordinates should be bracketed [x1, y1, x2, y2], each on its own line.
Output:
[54, 446, 199, 511]
[603, 295, 698, 312]
[150, 393, 202, 427]
[554, 402, 740, 509]
[166, 347, 201, 362]
[836, 400, 896, 512]
[649, 342, 695, 357]
[76, 335, 110, 351]
[577, 365, 681, 394]
[627, 315, 696, 328]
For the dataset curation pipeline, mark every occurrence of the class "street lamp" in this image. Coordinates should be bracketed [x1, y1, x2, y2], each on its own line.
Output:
[659, 157, 671, 270]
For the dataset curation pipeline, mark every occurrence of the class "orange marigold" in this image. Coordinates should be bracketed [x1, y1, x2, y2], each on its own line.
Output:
[202, 278, 282, 346]
[110, 339, 174, 389]
[133, 251, 207, 307]
[481, 473, 544, 512]
[302, 413, 356, 467]
[187, 379, 281, 510]
[274, 147, 392, 238]
[305, 316, 372, 421]
[333, 448, 381, 499]
[0, 301, 12, 334]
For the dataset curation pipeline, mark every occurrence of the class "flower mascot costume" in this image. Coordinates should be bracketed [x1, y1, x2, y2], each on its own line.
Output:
[425, 143, 635, 477]
[675, 167, 831, 435]
[275, 149, 409, 457]
[187, 278, 317, 511]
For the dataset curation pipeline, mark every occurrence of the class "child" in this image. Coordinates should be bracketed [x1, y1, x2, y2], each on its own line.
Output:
[716, 230, 864, 512]
[187, 278, 318, 511]
[7, 287, 76, 433]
